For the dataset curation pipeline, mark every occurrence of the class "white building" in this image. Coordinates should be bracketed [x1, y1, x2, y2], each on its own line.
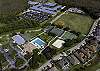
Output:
[52, 39, 65, 48]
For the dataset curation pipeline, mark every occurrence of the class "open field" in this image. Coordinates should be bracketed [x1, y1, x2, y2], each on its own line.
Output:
[48, 0, 55, 2]
[85, 62, 100, 71]
[24, 29, 43, 40]
[54, 13, 93, 34]
[0, 0, 27, 17]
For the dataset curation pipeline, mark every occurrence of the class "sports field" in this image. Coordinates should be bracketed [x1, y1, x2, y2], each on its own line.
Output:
[54, 13, 93, 34]
[61, 31, 77, 40]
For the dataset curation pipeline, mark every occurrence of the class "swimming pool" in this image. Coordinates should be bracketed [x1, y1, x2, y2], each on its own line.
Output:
[30, 37, 46, 48]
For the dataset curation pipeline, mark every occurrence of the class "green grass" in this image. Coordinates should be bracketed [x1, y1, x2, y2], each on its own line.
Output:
[24, 29, 42, 40]
[54, 13, 93, 34]
[0, 0, 27, 17]
[0, 34, 9, 45]
[48, 0, 55, 2]
[70, 62, 100, 71]
[38, 33, 54, 43]
[85, 62, 100, 71]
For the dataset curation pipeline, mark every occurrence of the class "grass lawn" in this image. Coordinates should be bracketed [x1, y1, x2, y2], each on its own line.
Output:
[24, 29, 43, 40]
[38, 33, 54, 43]
[0, 34, 9, 45]
[85, 62, 100, 71]
[48, 0, 55, 2]
[54, 13, 93, 34]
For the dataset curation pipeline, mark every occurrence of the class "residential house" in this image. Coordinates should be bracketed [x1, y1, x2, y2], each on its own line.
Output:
[53, 56, 71, 71]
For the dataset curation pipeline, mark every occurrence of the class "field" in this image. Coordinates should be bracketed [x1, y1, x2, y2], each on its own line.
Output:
[85, 62, 100, 71]
[54, 13, 93, 34]
[0, 0, 27, 17]
[48, 0, 55, 2]
[61, 31, 77, 40]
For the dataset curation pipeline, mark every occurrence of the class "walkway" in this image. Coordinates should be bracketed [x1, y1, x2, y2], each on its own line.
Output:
[50, 10, 68, 24]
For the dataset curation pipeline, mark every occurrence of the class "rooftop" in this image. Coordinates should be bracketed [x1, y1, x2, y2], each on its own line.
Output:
[12, 35, 26, 45]
[23, 42, 36, 53]
[28, 1, 39, 5]
[52, 39, 65, 48]
[50, 27, 65, 37]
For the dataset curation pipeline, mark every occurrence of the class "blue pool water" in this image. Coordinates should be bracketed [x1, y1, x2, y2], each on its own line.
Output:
[31, 38, 46, 48]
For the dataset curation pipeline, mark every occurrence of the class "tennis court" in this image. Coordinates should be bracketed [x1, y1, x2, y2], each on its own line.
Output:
[61, 31, 77, 40]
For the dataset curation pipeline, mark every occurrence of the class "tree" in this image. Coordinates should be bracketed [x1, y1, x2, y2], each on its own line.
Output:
[29, 49, 47, 69]
[63, 39, 73, 47]
[55, 21, 65, 28]
[54, 0, 100, 19]
[0, 61, 2, 71]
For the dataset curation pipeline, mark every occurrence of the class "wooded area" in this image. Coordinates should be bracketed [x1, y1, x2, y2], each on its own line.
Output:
[0, 0, 27, 17]
[55, 0, 100, 19]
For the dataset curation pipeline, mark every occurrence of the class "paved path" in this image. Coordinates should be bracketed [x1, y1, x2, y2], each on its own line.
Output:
[26, 29, 42, 33]
[48, 36, 58, 46]
[50, 10, 68, 24]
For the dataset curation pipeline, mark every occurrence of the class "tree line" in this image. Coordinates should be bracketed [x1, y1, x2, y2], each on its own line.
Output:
[55, 0, 100, 19]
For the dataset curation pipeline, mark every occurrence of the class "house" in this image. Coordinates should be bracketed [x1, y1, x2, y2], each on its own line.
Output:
[72, 49, 88, 64]
[53, 56, 71, 71]
[93, 25, 100, 41]
[52, 39, 65, 48]
[42, 46, 54, 59]
[66, 55, 75, 65]
[70, 54, 80, 65]
[79, 47, 89, 57]
[28, 1, 39, 5]
[30, 37, 46, 49]
[12, 35, 26, 45]
[68, 8, 85, 14]
[50, 27, 65, 37]
[23, 42, 36, 53]
[41, 64, 58, 71]
[97, 41, 100, 52]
